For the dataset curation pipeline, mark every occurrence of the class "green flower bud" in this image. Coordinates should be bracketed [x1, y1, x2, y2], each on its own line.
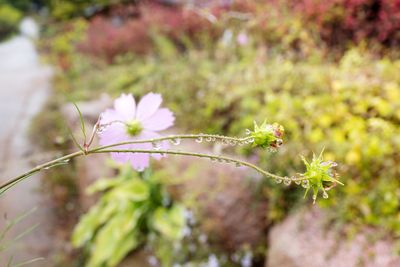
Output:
[301, 150, 343, 204]
[249, 120, 284, 149]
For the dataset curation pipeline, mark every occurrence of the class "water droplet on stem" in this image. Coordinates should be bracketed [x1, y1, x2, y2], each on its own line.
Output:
[170, 138, 181, 145]
[152, 141, 162, 150]
[301, 180, 309, 188]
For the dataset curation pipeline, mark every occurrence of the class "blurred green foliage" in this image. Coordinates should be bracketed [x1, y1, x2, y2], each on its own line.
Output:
[0, 4, 22, 41]
[44, 0, 126, 20]
[35, 2, 400, 264]
[49, 33, 400, 237]
[0, 0, 33, 12]
[72, 166, 186, 267]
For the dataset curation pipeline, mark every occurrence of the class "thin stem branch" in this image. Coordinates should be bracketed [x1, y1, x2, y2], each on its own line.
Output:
[91, 134, 254, 152]
[0, 151, 83, 193]
[0, 134, 305, 193]
[89, 148, 283, 180]
[84, 120, 100, 153]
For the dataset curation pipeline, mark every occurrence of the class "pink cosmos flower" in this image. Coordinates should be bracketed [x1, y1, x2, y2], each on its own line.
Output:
[98, 93, 175, 171]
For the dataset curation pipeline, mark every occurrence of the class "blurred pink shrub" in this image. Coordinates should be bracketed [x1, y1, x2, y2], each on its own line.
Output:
[78, 1, 223, 62]
[77, 15, 151, 62]
[296, 0, 400, 45]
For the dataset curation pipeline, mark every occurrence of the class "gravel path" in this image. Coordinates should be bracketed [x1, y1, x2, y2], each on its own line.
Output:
[0, 19, 54, 266]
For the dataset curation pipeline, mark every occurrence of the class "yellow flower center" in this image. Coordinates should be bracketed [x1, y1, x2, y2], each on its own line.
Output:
[126, 120, 143, 136]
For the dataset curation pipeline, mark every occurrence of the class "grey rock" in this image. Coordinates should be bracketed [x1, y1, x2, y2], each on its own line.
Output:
[267, 207, 400, 267]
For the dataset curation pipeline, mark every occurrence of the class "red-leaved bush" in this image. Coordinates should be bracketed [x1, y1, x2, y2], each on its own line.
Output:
[78, 1, 225, 62]
[77, 16, 151, 62]
[296, 0, 400, 45]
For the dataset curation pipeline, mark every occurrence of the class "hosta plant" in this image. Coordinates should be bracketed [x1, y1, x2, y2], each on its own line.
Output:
[71, 166, 186, 267]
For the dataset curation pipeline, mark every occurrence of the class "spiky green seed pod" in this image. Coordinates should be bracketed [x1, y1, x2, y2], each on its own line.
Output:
[249, 120, 284, 149]
[301, 150, 343, 204]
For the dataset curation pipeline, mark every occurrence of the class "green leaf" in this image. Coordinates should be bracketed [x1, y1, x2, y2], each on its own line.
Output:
[86, 178, 123, 195]
[106, 234, 140, 267]
[152, 205, 186, 240]
[107, 179, 150, 202]
[73, 102, 87, 142]
[0, 207, 37, 243]
[72, 201, 118, 247]
[87, 206, 142, 267]
[66, 124, 84, 151]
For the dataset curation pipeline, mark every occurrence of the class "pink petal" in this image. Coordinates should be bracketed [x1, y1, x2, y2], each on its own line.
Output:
[98, 123, 128, 146]
[136, 93, 162, 121]
[114, 93, 136, 120]
[129, 153, 150, 171]
[141, 108, 175, 131]
[110, 150, 130, 162]
[138, 130, 169, 160]
[109, 142, 152, 171]
[100, 108, 123, 125]
[128, 142, 152, 171]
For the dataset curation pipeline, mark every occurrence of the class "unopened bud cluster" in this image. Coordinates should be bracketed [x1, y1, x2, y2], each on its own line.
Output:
[247, 120, 284, 150]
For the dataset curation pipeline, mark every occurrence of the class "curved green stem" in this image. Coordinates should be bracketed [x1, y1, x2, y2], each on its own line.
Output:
[0, 134, 305, 194]
[92, 134, 254, 152]
[89, 148, 283, 180]
[0, 151, 84, 194]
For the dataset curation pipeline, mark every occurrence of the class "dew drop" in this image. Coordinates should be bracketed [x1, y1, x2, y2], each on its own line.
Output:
[276, 138, 283, 146]
[323, 191, 329, 199]
[301, 180, 310, 188]
[195, 136, 203, 143]
[275, 178, 283, 184]
[245, 129, 251, 135]
[284, 177, 291, 186]
[295, 179, 301, 185]
[170, 138, 181, 145]
[97, 125, 108, 133]
[248, 137, 255, 143]
[229, 140, 237, 146]
[222, 139, 230, 145]
[205, 136, 213, 142]
[152, 141, 162, 150]
[312, 194, 317, 204]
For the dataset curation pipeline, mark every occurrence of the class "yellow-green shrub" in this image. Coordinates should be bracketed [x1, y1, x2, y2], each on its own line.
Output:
[51, 42, 400, 235]
[0, 4, 22, 40]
